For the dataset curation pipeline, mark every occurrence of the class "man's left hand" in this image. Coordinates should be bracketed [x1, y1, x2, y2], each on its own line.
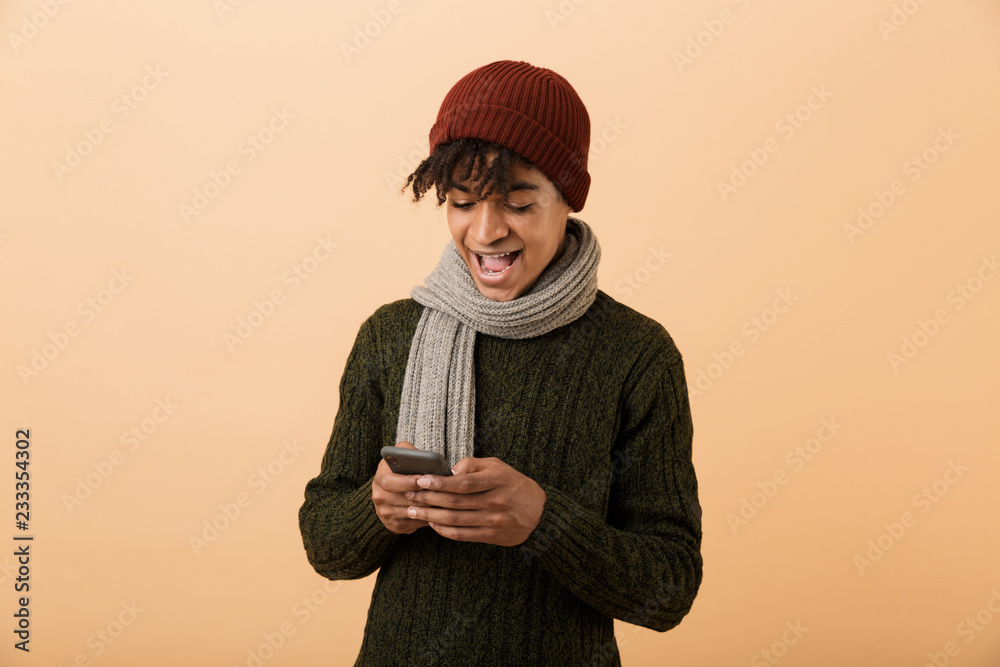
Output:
[404, 456, 547, 547]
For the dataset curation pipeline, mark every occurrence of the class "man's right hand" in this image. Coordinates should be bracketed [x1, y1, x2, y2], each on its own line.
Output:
[372, 441, 433, 534]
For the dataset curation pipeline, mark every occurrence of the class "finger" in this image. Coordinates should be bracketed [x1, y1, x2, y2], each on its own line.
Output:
[380, 496, 436, 509]
[378, 503, 430, 522]
[407, 505, 488, 527]
[406, 489, 486, 510]
[378, 473, 424, 493]
[374, 485, 437, 506]
[384, 517, 429, 534]
[394, 441, 416, 449]
[450, 455, 501, 475]
[391, 508, 430, 524]
[426, 523, 493, 543]
[415, 469, 493, 494]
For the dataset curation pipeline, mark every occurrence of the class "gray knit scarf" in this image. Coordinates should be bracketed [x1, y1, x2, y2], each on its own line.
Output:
[394, 217, 601, 469]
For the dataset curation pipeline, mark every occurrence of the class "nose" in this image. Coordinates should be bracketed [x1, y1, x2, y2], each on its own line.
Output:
[470, 199, 509, 246]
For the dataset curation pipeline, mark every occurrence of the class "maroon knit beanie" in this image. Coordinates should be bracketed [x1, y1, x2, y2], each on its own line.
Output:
[428, 60, 592, 212]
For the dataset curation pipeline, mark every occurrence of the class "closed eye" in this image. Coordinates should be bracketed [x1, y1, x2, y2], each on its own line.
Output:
[449, 201, 533, 213]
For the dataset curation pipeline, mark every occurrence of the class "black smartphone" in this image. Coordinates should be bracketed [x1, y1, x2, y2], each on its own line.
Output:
[380, 446, 453, 476]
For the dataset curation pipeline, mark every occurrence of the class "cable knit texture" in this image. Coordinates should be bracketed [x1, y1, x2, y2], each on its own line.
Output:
[298, 289, 704, 666]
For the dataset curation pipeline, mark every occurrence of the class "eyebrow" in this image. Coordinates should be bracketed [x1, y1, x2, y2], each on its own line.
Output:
[448, 180, 540, 194]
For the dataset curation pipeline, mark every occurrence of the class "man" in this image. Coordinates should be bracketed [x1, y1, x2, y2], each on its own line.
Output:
[299, 60, 702, 666]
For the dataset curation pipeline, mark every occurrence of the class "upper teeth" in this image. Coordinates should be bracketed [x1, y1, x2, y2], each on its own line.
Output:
[479, 251, 514, 257]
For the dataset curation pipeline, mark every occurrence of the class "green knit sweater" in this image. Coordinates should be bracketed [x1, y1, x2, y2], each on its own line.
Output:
[298, 290, 703, 666]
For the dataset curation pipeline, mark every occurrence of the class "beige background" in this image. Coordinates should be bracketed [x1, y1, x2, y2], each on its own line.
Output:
[2, 0, 999, 665]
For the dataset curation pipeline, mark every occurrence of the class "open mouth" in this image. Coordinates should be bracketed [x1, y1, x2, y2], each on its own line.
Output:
[475, 250, 521, 277]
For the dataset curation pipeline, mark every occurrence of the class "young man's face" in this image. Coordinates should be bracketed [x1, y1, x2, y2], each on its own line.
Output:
[446, 154, 572, 302]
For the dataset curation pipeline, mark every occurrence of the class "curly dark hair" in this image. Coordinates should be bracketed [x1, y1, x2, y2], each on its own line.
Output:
[400, 137, 565, 207]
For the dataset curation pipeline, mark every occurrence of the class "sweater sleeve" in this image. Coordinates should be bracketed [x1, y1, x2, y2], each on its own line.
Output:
[298, 311, 402, 580]
[518, 326, 703, 632]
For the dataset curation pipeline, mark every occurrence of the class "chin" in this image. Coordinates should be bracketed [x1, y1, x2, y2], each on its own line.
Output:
[477, 284, 517, 302]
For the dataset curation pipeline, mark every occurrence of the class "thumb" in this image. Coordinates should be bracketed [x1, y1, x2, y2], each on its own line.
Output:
[451, 455, 479, 475]
[395, 441, 416, 449]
